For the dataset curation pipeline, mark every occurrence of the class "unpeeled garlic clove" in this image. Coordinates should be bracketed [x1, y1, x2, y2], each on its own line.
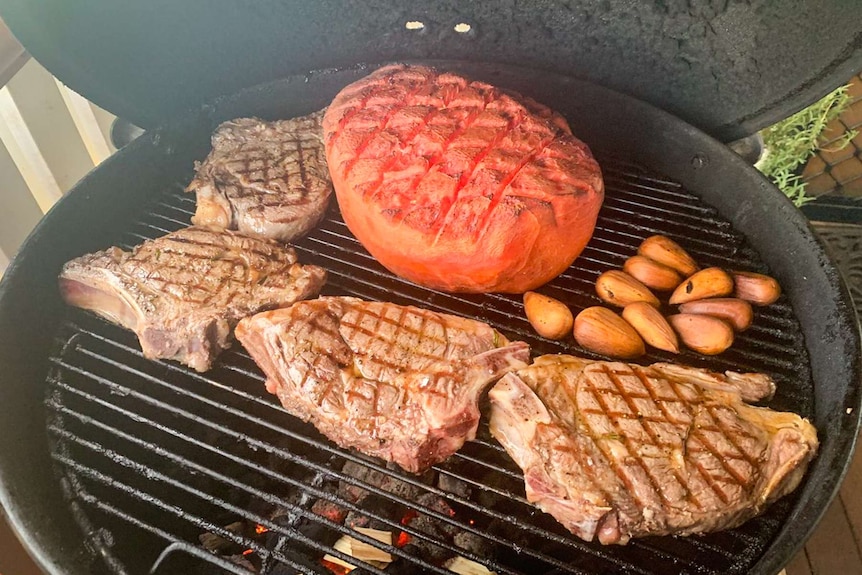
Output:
[678, 298, 753, 331]
[732, 271, 781, 306]
[669, 267, 734, 305]
[667, 313, 734, 355]
[574, 306, 645, 359]
[638, 235, 699, 277]
[623, 255, 684, 291]
[523, 291, 573, 340]
[595, 270, 660, 308]
[622, 302, 679, 353]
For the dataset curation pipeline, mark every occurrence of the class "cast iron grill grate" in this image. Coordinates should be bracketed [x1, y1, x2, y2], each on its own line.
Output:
[45, 155, 813, 575]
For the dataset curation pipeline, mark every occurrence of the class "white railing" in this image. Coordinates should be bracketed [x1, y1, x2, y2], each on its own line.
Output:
[0, 17, 117, 278]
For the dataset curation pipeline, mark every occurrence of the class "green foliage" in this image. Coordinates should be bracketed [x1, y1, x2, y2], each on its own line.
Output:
[757, 85, 856, 207]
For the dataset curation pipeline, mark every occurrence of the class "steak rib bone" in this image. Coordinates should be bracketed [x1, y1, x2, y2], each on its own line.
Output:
[236, 297, 530, 472]
[59, 226, 326, 372]
[489, 355, 818, 544]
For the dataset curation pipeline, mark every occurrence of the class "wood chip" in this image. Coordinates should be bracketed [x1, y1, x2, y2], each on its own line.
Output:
[322, 527, 393, 571]
[445, 555, 497, 575]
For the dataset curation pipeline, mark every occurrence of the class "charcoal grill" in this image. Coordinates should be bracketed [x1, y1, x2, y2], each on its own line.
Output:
[0, 4, 861, 575]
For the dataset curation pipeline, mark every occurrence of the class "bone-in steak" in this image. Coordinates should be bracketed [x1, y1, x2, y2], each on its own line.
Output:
[186, 110, 332, 243]
[488, 355, 818, 544]
[59, 226, 326, 372]
[235, 297, 530, 473]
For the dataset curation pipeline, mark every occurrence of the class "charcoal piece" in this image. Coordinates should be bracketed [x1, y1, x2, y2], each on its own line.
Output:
[453, 531, 496, 558]
[342, 510, 391, 533]
[438, 474, 471, 498]
[340, 461, 430, 502]
[262, 511, 342, 569]
[247, 495, 279, 520]
[414, 494, 459, 539]
[312, 498, 347, 524]
[383, 560, 437, 575]
[338, 480, 369, 505]
[267, 553, 331, 575]
[400, 537, 450, 565]
[199, 521, 248, 554]
[344, 510, 371, 529]
[396, 493, 464, 564]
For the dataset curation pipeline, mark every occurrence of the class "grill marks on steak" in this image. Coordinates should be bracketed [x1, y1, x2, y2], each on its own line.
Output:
[322, 64, 604, 293]
[488, 355, 818, 544]
[235, 297, 530, 473]
[59, 226, 326, 372]
[186, 111, 332, 242]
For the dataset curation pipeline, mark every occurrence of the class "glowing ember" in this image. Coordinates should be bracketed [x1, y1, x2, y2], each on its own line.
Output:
[396, 531, 411, 547]
[242, 548, 254, 556]
[321, 559, 352, 574]
[401, 509, 418, 525]
[255, 524, 269, 535]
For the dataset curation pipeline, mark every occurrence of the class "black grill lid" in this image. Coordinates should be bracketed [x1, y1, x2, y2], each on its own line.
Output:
[1, 0, 862, 141]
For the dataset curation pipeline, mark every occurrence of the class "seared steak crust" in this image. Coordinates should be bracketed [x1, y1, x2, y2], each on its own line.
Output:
[187, 110, 332, 242]
[235, 297, 530, 472]
[489, 355, 818, 544]
[59, 226, 326, 372]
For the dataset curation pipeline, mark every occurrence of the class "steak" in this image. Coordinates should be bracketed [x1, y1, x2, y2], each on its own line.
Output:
[59, 226, 326, 372]
[186, 110, 332, 243]
[322, 64, 604, 293]
[488, 355, 818, 544]
[235, 297, 530, 472]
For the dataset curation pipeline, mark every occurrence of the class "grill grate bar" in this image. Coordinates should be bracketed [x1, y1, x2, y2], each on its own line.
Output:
[122, 188, 804, 377]
[49, 369, 592, 575]
[46, 153, 814, 575]
[58, 318, 746, 565]
[600, 200, 736, 238]
[57, 476, 264, 575]
[599, 164, 684, 189]
[149, 211, 191, 229]
[445, 450, 527, 483]
[589, 222, 738, 258]
[601, 181, 714, 214]
[316, 264, 800, 376]
[51, 348, 626, 573]
[305, 222, 751, 315]
[52, 449, 320, 575]
[155, 200, 195, 217]
[60, 336, 590, 539]
[314, 206, 738, 263]
[50, 401, 454, 575]
[52, 367, 513, 573]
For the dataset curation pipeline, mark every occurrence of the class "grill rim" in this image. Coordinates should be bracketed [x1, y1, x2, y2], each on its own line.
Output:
[0, 60, 859, 575]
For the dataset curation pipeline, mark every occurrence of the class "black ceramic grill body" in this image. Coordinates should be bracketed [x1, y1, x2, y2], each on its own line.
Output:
[2, 1, 862, 141]
[0, 62, 859, 575]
